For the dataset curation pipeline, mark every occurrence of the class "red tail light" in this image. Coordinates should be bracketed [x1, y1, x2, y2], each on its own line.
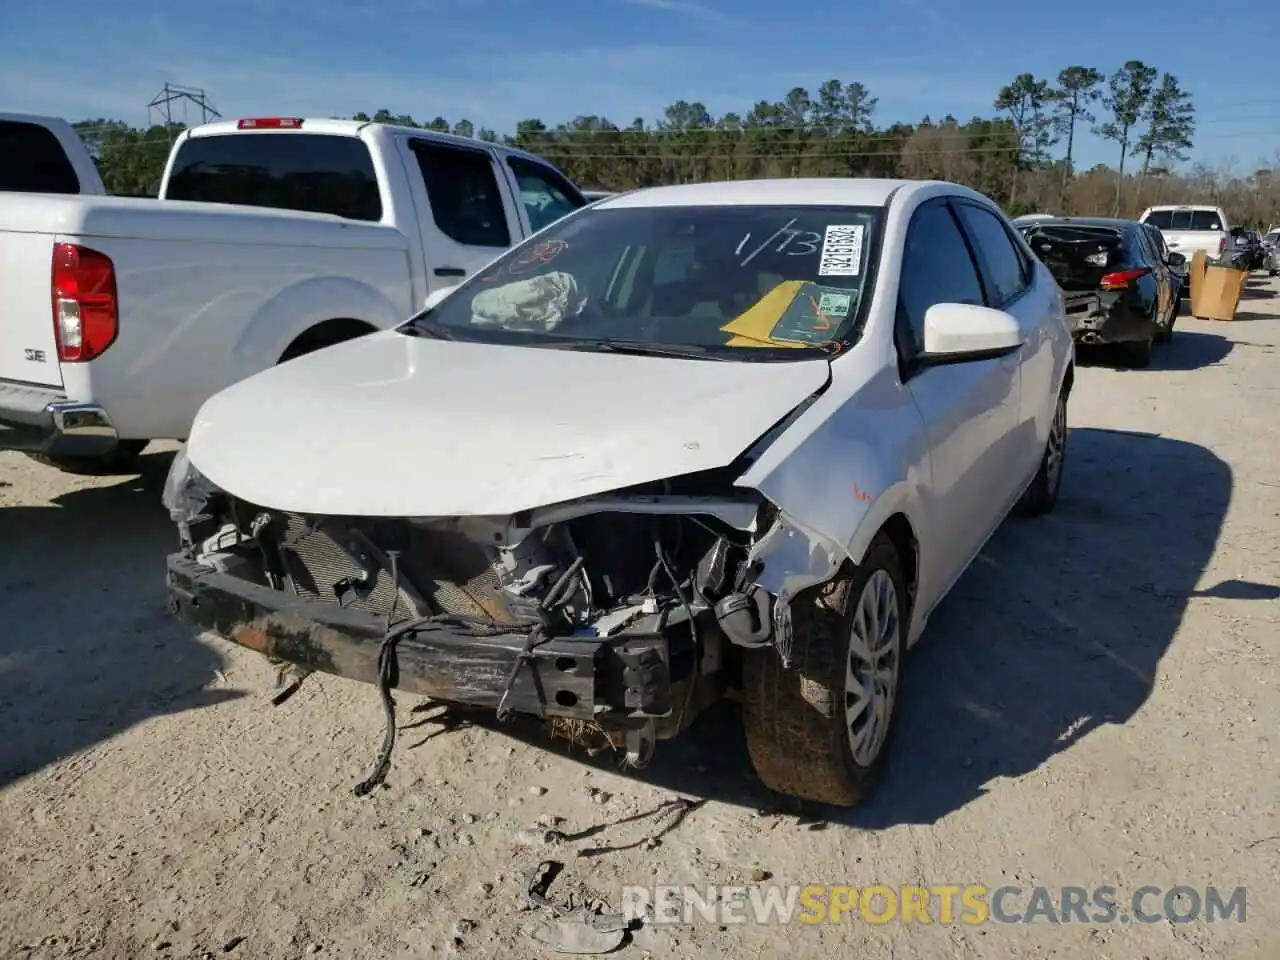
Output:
[1100, 267, 1151, 290]
[51, 243, 118, 362]
[1218, 235, 1227, 256]
[236, 117, 303, 129]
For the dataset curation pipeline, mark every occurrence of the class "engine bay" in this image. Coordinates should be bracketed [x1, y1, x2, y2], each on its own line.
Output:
[183, 471, 779, 684]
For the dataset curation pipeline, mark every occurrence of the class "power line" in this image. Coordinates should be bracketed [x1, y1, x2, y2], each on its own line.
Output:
[71, 116, 1280, 150]
[81, 124, 1280, 155]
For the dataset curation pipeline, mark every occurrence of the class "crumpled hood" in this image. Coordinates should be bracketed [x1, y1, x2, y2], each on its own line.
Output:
[186, 331, 831, 517]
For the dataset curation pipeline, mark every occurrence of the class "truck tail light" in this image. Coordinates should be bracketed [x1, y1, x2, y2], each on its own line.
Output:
[1218, 235, 1227, 257]
[51, 243, 119, 362]
[1099, 267, 1151, 290]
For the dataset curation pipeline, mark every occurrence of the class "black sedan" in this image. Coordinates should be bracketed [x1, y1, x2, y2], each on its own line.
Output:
[1017, 216, 1184, 368]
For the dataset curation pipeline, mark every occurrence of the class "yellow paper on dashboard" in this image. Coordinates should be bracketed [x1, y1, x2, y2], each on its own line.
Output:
[720, 280, 854, 348]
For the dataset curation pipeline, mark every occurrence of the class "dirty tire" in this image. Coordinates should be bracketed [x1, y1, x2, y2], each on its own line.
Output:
[742, 533, 906, 807]
[1017, 388, 1067, 516]
[25, 439, 149, 476]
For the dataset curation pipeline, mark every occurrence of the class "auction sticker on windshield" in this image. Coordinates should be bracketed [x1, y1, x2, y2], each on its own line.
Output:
[818, 224, 864, 276]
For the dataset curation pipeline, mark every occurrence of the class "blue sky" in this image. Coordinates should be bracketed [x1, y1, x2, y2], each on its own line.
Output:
[2, 0, 1277, 172]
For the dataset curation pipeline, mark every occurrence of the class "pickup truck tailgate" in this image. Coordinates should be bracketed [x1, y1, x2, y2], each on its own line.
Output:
[1160, 230, 1224, 260]
[0, 231, 61, 387]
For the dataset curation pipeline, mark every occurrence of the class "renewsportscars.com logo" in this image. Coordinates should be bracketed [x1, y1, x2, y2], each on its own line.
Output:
[620, 884, 1249, 926]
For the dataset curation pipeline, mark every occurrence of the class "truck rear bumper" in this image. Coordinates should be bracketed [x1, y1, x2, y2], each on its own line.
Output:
[0, 381, 119, 454]
[165, 554, 673, 721]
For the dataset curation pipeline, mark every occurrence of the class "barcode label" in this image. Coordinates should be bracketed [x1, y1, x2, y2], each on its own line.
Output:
[818, 224, 864, 276]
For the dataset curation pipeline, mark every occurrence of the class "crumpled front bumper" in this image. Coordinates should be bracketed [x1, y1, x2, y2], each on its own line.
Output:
[165, 553, 673, 720]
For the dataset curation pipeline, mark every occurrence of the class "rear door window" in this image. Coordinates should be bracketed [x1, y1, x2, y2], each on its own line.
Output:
[409, 141, 511, 248]
[165, 132, 382, 220]
[506, 156, 586, 233]
[0, 120, 81, 194]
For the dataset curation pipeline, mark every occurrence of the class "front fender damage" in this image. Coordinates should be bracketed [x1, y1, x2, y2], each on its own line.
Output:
[735, 509, 846, 667]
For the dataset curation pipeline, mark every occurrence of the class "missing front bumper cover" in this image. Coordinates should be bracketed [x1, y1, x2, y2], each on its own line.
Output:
[166, 554, 673, 721]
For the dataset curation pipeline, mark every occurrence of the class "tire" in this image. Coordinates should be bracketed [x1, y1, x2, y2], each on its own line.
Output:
[1017, 388, 1067, 517]
[1117, 337, 1152, 368]
[741, 532, 907, 807]
[25, 439, 149, 476]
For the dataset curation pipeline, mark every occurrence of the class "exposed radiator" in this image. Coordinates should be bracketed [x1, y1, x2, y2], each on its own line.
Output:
[275, 514, 523, 626]
[278, 513, 408, 618]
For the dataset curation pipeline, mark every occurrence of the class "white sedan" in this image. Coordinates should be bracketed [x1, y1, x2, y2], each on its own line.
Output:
[163, 177, 1074, 807]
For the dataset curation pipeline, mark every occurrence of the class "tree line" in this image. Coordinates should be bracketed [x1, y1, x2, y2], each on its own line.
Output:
[70, 59, 1280, 227]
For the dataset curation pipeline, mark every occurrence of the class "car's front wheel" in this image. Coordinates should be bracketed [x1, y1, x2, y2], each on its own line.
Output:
[742, 533, 906, 807]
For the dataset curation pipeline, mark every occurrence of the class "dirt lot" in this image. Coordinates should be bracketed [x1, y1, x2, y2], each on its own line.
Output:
[2, 277, 1278, 960]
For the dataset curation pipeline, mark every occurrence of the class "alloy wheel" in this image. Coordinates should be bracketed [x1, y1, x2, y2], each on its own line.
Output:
[844, 569, 901, 766]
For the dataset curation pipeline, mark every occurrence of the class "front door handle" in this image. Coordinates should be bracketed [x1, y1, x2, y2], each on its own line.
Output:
[435, 266, 466, 277]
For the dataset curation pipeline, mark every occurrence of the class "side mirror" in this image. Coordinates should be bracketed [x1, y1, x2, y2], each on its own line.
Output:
[920, 303, 1022, 364]
[423, 285, 457, 312]
[1167, 251, 1187, 268]
[1229, 226, 1244, 238]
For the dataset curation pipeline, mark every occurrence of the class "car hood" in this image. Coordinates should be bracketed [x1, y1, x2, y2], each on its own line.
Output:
[186, 331, 831, 517]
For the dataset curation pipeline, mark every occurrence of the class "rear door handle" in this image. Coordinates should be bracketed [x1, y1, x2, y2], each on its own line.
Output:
[434, 266, 466, 277]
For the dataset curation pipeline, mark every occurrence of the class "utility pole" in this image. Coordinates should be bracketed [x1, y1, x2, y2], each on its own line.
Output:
[147, 83, 221, 144]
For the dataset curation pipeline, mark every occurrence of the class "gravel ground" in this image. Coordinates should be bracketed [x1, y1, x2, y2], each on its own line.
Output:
[2, 277, 1278, 960]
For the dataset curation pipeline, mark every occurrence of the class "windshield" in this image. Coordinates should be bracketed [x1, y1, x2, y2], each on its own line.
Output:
[403, 204, 883, 360]
[1142, 209, 1223, 231]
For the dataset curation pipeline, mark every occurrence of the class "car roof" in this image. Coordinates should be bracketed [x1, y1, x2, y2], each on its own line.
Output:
[595, 177, 969, 210]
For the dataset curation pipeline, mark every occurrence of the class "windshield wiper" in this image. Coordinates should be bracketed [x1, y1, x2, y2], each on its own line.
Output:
[398, 315, 458, 340]
[541, 338, 731, 361]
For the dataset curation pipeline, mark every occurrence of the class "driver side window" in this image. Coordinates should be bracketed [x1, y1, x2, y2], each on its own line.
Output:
[897, 199, 986, 355]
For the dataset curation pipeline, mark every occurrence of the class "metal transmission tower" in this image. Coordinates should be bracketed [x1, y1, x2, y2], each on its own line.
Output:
[147, 83, 222, 142]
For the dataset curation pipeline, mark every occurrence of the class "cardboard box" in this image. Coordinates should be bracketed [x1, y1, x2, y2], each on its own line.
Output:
[1188, 249, 1208, 317]
[1197, 262, 1248, 321]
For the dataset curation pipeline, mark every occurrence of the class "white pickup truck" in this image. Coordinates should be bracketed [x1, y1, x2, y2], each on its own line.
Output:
[1138, 204, 1233, 265]
[0, 115, 588, 473]
[1, 112, 109, 196]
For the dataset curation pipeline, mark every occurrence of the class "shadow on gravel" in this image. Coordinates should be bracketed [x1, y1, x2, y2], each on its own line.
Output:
[1237, 281, 1274, 301]
[0, 451, 241, 789]
[481, 428, 1241, 829]
[1074, 330, 1234, 371]
[1153, 330, 1237, 370]
[1232, 310, 1278, 325]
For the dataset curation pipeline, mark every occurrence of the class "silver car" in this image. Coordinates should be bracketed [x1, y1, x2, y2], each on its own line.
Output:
[1263, 231, 1280, 276]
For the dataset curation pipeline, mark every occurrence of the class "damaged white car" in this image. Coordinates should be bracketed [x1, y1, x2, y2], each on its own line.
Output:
[163, 178, 1073, 807]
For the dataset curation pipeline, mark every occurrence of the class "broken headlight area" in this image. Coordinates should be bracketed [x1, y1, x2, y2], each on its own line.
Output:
[161, 444, 224, 544]
[166, 469, 834, 792]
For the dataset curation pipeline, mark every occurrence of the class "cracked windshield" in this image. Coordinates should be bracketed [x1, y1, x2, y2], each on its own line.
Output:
[412, 205, 880, 357]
